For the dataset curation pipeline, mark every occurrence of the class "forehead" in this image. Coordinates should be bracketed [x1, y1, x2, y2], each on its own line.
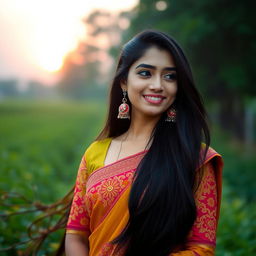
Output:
[131, 46, 175, 69]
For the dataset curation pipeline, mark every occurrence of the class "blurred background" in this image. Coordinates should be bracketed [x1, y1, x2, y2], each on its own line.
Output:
[0, 0, 255, 255]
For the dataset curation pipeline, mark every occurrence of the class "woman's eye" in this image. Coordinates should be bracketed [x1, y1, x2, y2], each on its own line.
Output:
[164, 73, 177, 81]
[137, 70, 151, 77]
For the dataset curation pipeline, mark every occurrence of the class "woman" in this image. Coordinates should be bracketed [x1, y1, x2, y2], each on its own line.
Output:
[65, 30, 223, 256]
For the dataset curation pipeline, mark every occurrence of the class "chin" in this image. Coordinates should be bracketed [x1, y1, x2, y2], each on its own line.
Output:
[143, 110, 164, 118]
[131, 105, 166, 119]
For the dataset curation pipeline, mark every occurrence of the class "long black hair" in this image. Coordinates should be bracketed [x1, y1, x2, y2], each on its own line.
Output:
[97, 30, 210, 256]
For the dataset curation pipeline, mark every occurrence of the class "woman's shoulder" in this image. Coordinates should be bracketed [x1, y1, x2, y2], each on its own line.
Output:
[198, 144, 224, 222]
[78, 138, 111, 175]
[82, 137, 112, 175]
[84, 137, 112, 160]
[199, 143, 223, 169]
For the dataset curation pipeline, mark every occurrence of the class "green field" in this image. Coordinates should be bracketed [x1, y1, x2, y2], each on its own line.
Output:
[0, 100, 106, 255]
[0, 100, 255, 255]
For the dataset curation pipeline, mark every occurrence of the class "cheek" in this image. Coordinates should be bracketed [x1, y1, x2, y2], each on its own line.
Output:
[166, 82, 178, 97]
[127, 79, 145, 98]
[127, 87, 142, 105]
[173, 84, 178, 95]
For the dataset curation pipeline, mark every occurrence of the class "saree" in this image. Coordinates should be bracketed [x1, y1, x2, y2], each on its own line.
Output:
[66, 138, 223, 256]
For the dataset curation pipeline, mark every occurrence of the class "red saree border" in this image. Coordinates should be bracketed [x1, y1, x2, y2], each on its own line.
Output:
[86, 151, 147, 191]
[86, 146, 222, 194]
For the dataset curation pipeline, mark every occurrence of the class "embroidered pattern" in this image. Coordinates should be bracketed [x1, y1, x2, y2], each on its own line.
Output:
[188, 163, 217, 245]
[83, 152, 145, 230]
[87, 170, 134, 211]
[66, 151, 145, 233]
[66, 156, 90, 232]
[67, 143, 221, 255]
[86, 152, 146, 191]
[99, 243, 125, 256]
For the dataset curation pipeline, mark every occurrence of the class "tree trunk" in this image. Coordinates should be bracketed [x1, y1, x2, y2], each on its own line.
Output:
[218, 92, 245, 141]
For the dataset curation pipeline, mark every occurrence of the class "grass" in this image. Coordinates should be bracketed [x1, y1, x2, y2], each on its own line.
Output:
[0, 99, 106, 255]
[0, 99, 255, 255]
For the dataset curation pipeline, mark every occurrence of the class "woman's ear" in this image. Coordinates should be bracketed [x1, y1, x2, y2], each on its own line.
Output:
[121, 81, 127, 91]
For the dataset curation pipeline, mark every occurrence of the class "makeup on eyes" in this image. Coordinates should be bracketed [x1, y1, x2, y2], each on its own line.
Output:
[164, 73, 177, 81]
[137, 70, 151, 77]
[136, 69, 177, 81]
[135, 63, 176, 72]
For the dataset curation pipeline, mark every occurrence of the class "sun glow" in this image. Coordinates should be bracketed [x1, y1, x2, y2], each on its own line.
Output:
[0, 0, 138, 81]
[37, 54, 64, 73]
[32, 10, 85, 73]
[19, 0, 88, 73]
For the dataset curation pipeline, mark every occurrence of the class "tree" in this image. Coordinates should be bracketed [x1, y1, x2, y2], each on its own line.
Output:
[121, 0, 256, 140]
[0, 79, 19, 98]
[58, 10, 131, 99]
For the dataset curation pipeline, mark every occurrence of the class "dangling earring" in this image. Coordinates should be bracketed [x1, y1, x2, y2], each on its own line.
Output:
[165, 107, 177, 122]
[117, 90, 130, 119]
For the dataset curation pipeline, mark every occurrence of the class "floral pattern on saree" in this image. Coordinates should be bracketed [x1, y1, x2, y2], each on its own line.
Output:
[85, 152, 146, 229]
[87, 170, 134, 208]
[187, 162, 217, 246]
[66, 139, 223, 256]
[98, 243, 125, 256]
[66, 156, 90, 233]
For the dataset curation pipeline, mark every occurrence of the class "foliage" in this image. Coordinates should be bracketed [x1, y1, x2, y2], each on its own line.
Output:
[119, 0, 256, 141]
[217, 186, 256, 256]
[0, 80, 19, 97]
[0, 100, 105, 255]
[211, 127, 256, 255]
[0, 101, 255, 255]
[57, 9, 130, 99]
[1, 1, 255, 254]
[126, 0, 255, 94]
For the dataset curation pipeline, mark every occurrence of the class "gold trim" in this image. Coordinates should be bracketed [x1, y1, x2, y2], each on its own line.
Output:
[66, 229, 88, 236]
[187, 242, 215, 249]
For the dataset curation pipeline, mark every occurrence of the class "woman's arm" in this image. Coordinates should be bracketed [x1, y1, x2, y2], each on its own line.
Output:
[65, 233, 89, 256]
[170, 160, 220, 256]
[65, 154, 91, 254]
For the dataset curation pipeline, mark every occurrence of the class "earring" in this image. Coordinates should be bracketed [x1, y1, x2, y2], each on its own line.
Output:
[117, 90, 130, 119]
[165, 107, 177, 122]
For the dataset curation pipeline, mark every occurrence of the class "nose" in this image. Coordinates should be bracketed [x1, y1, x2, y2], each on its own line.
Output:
[149, 75, 163, 91]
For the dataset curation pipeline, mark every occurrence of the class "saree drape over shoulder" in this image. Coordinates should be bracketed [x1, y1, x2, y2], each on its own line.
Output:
[66, 138, 223, 256]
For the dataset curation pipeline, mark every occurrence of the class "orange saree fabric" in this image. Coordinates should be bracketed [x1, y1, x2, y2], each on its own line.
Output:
[66, 138, 223, 256]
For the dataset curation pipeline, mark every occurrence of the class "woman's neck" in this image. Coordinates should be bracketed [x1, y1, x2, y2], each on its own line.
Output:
[125, 112, 160, 141]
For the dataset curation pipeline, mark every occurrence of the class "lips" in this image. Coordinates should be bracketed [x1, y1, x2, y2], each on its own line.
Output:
[143, 95, 166, 104]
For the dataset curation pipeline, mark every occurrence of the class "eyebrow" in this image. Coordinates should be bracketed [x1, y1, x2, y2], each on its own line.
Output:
[135, 63, 176, 71]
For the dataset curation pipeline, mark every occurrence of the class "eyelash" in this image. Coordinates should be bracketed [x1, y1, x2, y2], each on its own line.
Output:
[137, 70, 177, 81]
[138, 70, 151, 77]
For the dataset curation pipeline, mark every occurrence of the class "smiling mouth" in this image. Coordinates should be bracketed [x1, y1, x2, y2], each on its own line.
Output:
[143, 95, 166, 104]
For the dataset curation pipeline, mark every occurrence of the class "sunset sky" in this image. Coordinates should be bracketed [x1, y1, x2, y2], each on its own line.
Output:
[0, 0, 138, 86]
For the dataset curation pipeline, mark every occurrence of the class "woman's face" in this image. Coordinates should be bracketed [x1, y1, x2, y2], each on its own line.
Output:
[122, 46, 178, 120]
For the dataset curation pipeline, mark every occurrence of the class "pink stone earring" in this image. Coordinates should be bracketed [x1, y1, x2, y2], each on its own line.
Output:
[117, 90, 130, 119]
[165, 107, 177, 122]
